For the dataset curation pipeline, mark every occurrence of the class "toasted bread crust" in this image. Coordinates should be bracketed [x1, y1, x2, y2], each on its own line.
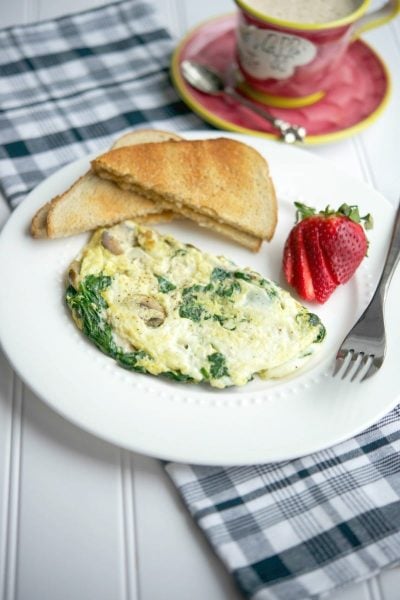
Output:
[31, 129, 183, 239]
[92, 138, 278, 241]
[134, 211, 175, 225]
[138, 200, 261, 251]
[111, 129, 183, 149]
[30, 202, 51, 238]
[46, 173, 161, 238]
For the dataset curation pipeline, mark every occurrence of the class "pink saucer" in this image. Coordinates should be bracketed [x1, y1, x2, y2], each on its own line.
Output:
[171, 14, 391, 144]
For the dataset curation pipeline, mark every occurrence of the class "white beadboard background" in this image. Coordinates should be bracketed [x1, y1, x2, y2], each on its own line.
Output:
[1, 1, 400, 599]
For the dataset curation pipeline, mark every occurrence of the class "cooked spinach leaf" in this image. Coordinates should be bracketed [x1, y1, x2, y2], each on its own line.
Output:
[66, 274, 150, 373]
[235, 270, 278, 298]
[117, 350, 150, 374]
[179, 284, 211, 322]
[295, 311, 326, 343]
[211, 314, 236, 330]
[314, 324, 326, 343]
[234, 271, 253, 282]
[173, 248, 187, 257]
[156, 275, 176, 293]
[179, 300, 208, 322]
[211, 267, 231, 281]
[215, 280, 241, 298]
[66, 275, 118, 357]
[200, 367, 210, 380]
[308, 312, 321, 327]
[162, 370, 194, 382]
[182, 283, 213, 296]
[179, 275, 240, 324]
[208, 352, 229, 379]
[210, 268, 241, 297]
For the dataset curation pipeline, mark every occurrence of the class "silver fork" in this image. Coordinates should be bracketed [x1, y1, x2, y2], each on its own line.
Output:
[333, 200, 400, 382]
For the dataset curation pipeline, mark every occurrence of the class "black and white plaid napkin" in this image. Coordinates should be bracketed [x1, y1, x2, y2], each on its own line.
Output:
[0, 0, 207, 209]
[167, 408, 400, 599]
[1, 2, 400, 599]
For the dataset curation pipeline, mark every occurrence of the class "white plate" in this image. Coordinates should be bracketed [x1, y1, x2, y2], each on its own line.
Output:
[0, 132, 397, 465]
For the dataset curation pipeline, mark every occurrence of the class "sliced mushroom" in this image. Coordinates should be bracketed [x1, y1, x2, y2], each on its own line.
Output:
[137, 296, 163, 311]
[101, 231, 123, 255]
[146, 317, 165, 328]
[125, 294, 166, 327]
[67, 261, 80, 289]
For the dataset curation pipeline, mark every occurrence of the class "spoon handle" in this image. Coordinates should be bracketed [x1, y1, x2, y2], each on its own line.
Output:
[224, 87, 305, 143]
[224, 87, 275, 123]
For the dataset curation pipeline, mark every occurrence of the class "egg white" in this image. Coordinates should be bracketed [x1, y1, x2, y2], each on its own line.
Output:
[67, 221, 325, 388]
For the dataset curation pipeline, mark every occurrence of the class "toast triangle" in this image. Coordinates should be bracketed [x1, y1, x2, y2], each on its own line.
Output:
[30, 129, 182, 239]
[92, 138, 277, 242]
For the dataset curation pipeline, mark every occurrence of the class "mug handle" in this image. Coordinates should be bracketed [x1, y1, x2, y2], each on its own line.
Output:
[353, 0, 400, 36]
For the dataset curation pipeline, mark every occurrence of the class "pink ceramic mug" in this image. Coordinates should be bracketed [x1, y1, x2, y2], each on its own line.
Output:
[234, 0, 400, 107]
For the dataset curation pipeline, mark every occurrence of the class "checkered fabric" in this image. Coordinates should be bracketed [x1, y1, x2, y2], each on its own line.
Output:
[0, 0, 207, 209]
[1, 2, 400, 599]
[167, 406, 400, 599]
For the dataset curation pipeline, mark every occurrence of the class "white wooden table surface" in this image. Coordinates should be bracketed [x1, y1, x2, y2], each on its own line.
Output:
[1, 1, 400, 599]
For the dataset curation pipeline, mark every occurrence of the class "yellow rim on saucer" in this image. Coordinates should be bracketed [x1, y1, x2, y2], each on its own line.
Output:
[234, 0, 371, 31]
[237, 81, 326, 108]
[170, 14, 392, 146]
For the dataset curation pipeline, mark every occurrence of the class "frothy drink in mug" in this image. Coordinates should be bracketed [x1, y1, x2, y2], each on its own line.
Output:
[243, 0, 363, 24]
[234, 0, 399, 106]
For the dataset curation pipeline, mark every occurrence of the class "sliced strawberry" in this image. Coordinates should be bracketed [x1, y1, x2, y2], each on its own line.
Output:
[321, 217, 368, 284]
[301, 218, 337, 303]
[283, 235, 294, 284]
[282, 202, 372, 304]
[291, 224, 315, 301]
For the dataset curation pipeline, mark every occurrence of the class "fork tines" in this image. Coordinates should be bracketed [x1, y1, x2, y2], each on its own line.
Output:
[333, 349, 382, 382]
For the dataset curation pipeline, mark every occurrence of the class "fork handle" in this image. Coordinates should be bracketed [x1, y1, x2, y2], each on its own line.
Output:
[378, 200, 400, 299]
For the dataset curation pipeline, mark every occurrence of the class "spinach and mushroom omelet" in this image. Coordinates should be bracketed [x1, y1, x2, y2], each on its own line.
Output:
[65, 221, 326, 388]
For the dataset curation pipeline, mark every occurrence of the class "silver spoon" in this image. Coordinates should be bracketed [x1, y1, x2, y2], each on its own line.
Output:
[181, 60, 307, 144]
